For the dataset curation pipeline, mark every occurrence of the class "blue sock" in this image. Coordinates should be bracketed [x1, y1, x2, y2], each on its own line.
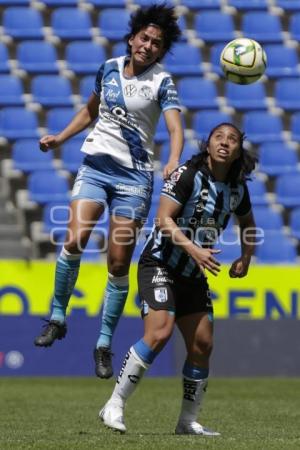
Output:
[133, 339, 158, 365]
[50, 249, 81, 324]
[96, 274, 128, 348]
[183, 361, 209, 380]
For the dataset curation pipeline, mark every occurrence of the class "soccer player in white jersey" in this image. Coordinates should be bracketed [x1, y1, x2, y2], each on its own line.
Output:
[34, 4, 183, 379]
[99, 123, 257, 435]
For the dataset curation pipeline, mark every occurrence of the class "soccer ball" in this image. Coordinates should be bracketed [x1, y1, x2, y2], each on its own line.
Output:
[220, 38, 267, 85]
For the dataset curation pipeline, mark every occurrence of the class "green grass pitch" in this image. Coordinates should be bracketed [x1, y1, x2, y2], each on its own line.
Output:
[1, 377, 299, 449]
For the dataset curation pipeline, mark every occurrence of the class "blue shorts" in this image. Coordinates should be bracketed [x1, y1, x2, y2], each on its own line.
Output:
[71, 154, 153, 221]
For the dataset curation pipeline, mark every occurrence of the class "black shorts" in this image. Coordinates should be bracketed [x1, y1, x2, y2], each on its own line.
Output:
[137, 254, 213, 319]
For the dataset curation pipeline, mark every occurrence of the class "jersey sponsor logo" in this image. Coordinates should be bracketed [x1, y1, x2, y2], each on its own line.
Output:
[162, 181, 176, 195]
[154, 287, 168, 303]
[107, 77, 118, 86]
[138, 85, 154, 100]
[111, 105, 127, 117]
[124, 84, 137, 97]
[116, 183, 146, 196]
[183, 378, 197, 402]
[196, 188, 209, 213]
[151, 267, 173, 284]
[106, 88, 120, 101]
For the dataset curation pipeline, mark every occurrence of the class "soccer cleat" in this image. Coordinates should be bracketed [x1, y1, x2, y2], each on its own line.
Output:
[99, 400, 126, 433]
[34, 319, 67, 347]
[94, 347, 113, 379]
[175, 421, 220, 436]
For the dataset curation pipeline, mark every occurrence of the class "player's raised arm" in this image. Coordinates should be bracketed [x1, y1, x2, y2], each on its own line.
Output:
[162, 109, 184, 179]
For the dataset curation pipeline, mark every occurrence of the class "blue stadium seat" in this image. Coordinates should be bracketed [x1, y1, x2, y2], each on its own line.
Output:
[98, 9, 130, 41]
[40, 0, 79, 5]
[164, 43, 203, 76]
[132, 0, 175, 5]
[111, 42, 127, 58]
[159, 140, 198, 166]
[28, 170, 69, 204]
[192, 110, 231, 140]
[0, 107, 39, 139]
[32, 75, 73, 107]
[253, 205, 283, 231]
[61, 138, 85, 173]
[225, 82, 267, 110]
[194, 12, 235, 43]
[17, 41, 59, 74]
[3, 7, 44, 39]
[87, 0, 125, 5]
[46, 108, 75, 134]
[247, 179, 268, 206]
[154, 115, 169, 144]
[51, 8, 92, 40]
[243, 112, 283, 144]
[177, 77, 218, 110]
[228, 0, 268, 10]
[275, 173, 300, 208]
[259, 142, 298, 176]
[276, 0, 300, 11]
[274, 78, 300, 111]
[264, 44, 300, 78]
[179, 0, 221, 9]
[210, 43, 226, 76]
[290, 207, 300, 240]
[0, 75, 24, 106]
[0, 43, 10, 73]
[241, 12, 283, 43]
[177, 15, 188, 42]
[290, 14, 300, 41]
[0, 0, 29, 4]
[216, 229, 241, 263]
[12, 139, 54, 172]
[79, 76, 95, 103]
[42, 201, 70, 235]
[255, 232, 297, 263]
[290, 113, 300, 142]
[65, 41, 106, 75]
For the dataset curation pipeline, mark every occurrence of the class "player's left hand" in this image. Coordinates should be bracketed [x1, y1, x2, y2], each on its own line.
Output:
[163, 160, 179, 179]
[229, 256, 251, 278]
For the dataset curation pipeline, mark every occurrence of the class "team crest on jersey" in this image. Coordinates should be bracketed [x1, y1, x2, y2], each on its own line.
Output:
[230, 190, 239, 211]
[154, 287, 168, 303]
[170, 165, 187, 182]
[124, 84, 137, 97]
[139, 85, 154, 100]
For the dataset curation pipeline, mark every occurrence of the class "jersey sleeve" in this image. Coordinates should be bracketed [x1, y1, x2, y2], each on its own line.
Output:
[158, 76, 181, 112]
[93, 63, 105, 97]
[235, 183, 252, 216]
[161, 164, 195, 205]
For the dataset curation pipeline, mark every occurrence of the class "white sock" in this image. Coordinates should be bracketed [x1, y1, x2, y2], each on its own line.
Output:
[110, 347, 149, 405]
[178, 376, 208, 423]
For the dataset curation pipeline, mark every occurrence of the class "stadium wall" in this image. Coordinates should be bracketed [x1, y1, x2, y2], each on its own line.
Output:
[0, 262, 299, 376]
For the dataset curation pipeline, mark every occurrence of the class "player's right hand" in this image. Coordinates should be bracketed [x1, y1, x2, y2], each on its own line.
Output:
[192, 247, 221, 276]
[39, 135, 61, 152]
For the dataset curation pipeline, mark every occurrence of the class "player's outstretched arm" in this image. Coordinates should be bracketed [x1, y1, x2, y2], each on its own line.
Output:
[39, 93, 100, 152]
[162, 109, 184, 179]
[229, 210, 256, 278]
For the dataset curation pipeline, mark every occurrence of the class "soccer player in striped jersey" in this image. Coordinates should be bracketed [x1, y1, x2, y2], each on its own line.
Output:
[100, 123, 256, 435]
[34, 4, 183, 379]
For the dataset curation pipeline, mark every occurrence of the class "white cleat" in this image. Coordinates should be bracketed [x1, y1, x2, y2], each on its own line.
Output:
[175, 421, 220, 436]
[99, 400, 126, 433]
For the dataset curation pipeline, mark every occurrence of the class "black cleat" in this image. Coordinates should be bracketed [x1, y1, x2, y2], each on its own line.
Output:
[34, 319, 67, 347]
[94, 347, 114, 379]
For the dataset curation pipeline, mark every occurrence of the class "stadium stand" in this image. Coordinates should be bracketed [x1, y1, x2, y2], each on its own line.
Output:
[0, 44, 10, 74]
[0, 1, 299, 262]
[194, 11, 236, 43]
[17, 41, 59, 74]
[264, 44, 300, 78]
[3, 7, 44, 40]
[177, 77, 219, 109]
[0, 75, 24, 106]
[255, 232, 297, 263]
[241, 12, 283, 43]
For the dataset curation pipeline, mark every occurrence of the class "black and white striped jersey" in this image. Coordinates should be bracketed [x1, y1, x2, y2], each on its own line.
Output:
[141, 159, 252, 280]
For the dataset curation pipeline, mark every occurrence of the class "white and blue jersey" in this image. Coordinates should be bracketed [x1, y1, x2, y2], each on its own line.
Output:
[80, 56, 181, 171]
[141, 159, 252, 279]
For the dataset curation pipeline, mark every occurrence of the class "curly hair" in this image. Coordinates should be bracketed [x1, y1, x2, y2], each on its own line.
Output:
[191, 123, 257, 183]
[124, 3, 181, 59]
